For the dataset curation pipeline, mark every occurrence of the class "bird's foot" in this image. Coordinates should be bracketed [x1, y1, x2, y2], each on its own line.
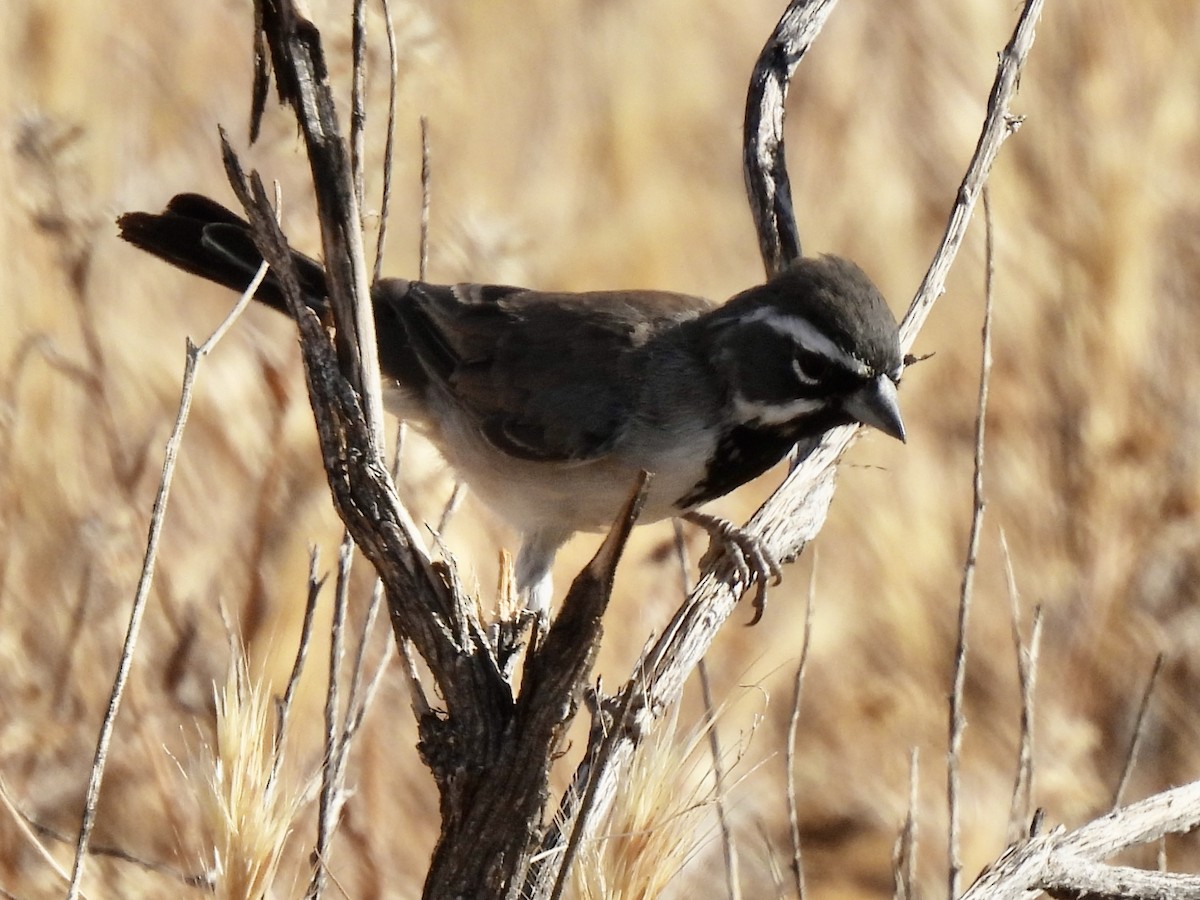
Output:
[683, 511, 783, 626]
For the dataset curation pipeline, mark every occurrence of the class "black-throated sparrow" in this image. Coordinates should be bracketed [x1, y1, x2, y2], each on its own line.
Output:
[118, 193, 905, 619]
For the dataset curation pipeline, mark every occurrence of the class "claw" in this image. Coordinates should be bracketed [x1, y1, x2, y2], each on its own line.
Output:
[683, 511, 783, 625]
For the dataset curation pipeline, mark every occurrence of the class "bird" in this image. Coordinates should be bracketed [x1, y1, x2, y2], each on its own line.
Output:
[118, 193, 905, 622]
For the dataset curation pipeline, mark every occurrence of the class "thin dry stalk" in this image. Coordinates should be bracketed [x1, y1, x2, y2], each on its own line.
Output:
[673, 520, 741, 900]
[307, 531, 355, 899]
[66, 257, 271, 900]
[948, 185, 998, 900]
[698, 659, 740, 900]
[271, 547, 325, 789]
[384, 420, 431, 720]
[898, 1, 1041, 348]
[350, 0, 367, 213]
[1112, 652, 1165, 811]
[373, 0, 400, 283]
[1002, 529, 1042, 844]
[785, 561, 817, 900]
[548, 681, 641, 900]
[418, 114, 431, 280]
[892, 748, 919, 900]
[757, 819, 787, 899]
[0, 774, 72, 887]
[436, 482, 466, 536]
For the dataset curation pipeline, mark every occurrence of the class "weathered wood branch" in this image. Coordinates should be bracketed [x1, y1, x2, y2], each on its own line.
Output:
[230, 5, 652, 896]
[743, 0, 840, 276]
[963, 779, 1200, 900]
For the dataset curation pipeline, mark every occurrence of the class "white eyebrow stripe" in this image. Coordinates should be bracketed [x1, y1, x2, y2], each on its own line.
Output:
[740, 308, 870, 377]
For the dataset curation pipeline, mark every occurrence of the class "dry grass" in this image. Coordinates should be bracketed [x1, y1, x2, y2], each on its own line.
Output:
[200, 648, 308, 900]
[571, 694, 762, 900]
[3, 0, 1200, 896]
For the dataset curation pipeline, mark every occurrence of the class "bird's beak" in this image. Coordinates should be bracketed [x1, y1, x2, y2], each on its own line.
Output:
[843, 374, 906, 443]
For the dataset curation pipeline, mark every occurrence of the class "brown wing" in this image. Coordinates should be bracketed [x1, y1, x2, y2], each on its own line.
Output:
[385, 282, 712, 462]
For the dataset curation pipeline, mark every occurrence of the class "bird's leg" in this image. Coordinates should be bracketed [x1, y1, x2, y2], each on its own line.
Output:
[682, 511, 783, 626]
[497, 528, 566, 645]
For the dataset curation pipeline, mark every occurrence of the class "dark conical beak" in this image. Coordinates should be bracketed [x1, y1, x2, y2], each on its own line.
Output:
[843, 374, 906, 443]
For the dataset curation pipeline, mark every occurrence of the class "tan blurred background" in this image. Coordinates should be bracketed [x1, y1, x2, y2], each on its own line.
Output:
[3, 0, 1200, 897]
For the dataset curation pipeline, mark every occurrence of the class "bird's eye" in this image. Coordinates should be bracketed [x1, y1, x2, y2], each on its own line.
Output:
[792, 349, 833, 385]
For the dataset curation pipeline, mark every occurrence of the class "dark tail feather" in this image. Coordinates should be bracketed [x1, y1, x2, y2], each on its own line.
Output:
[117, 193, 330, 317]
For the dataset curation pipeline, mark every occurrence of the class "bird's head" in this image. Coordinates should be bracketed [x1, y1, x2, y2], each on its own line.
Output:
[709, 254, 905, 442]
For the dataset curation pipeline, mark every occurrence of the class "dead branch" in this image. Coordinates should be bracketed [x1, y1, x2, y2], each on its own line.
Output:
[962, 779, 1200, 900]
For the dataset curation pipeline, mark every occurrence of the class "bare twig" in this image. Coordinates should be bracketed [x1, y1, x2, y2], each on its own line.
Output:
[272, 547, 326, 789]
[673, 520, 740, 900]
[1002, 529, 1042, 844]
[307, 531, 354, 899]
[1112, 652, 1165, 811]
[892, 748, 919, 900]
[757, 819, 787, 899]
[383, 420, 431, 720]
[373, 0, 400, 284]
[743, 0, 841, 275]
[699, 659, 741, 900]
[948, 185, 998, 899]
[1, 774, 73, 887]
[899, 3, 1040, 349]
[342, 579, 387, 733]
[546, 585, 647, 900]
[252, 0, 387, 450]
[342, 610, 395, 744]
[66, 257, 270, 900]
[962, 779, 1200, 900]
[785, 561, 817, 900]
[436, 482, 466, 537]
[350, 0, 367, 213]
[418, 115, 431, 281]
[8, 788, 210, 889]
[1042, 852, 1200, 900]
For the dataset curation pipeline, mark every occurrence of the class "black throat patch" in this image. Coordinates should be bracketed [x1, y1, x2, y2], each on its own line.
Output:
[676, 408, 848, 509]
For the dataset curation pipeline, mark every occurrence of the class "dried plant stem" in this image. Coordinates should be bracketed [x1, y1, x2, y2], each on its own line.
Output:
[1002, 530, 1041, 843]
[673, 520, 740, 900]
[699, 659, 741, 900]
[350, 0, 367, 214]
[949, 186, 997, 900]
[272, 548, 325, 789]
[785, 563, 817, 900]
[899, 0, 1043, 349]
[373, 0, 400, 284]
[307, 531, 354, 899]
[418, 115, 431, 281]
[759, 819, 787, 896]
[892, 748, 919, 900]
[66, 259, 270, 900]
[0, 774, 72, 886]
[1112, 652, 1165, 811]
[962, 779, 1200, 899]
